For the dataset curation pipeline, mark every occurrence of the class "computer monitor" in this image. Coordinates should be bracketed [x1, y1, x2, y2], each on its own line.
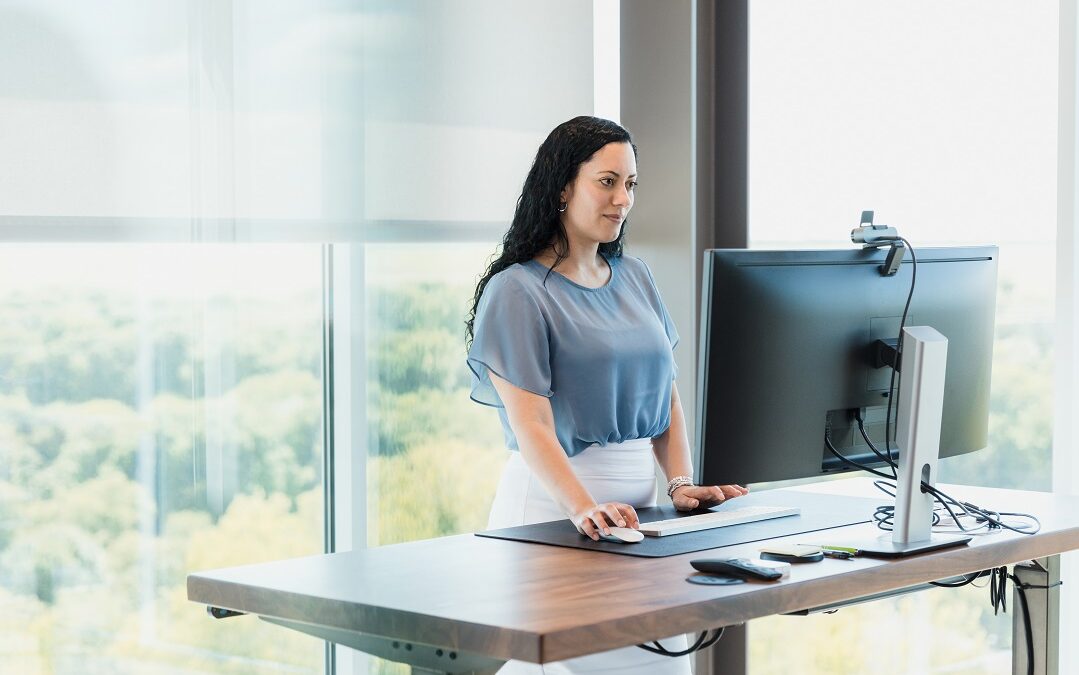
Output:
[695, 246, 998, 488]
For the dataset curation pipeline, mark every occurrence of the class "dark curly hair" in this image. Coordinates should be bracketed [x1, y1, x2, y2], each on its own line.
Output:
[466, 116, 637, 346]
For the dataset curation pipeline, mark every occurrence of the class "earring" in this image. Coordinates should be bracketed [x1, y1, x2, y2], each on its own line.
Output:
[558, 201, 567, 213]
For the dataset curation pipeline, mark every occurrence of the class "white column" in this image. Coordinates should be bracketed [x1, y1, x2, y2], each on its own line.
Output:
[1055, 0, 1078, 671]
[620, 2, 726, 673]
[619, 0, 698, 448]
[593, 0, 620, 122]
[330, 243, 371, 675]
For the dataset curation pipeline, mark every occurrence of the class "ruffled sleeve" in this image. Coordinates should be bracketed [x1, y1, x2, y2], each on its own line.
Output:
[642, 260, 679, 346]
[467, 273, 553, 407]
[658, 295, 680, 351]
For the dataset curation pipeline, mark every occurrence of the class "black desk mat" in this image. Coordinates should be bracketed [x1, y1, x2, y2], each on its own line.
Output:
[476, 489, 887, 558]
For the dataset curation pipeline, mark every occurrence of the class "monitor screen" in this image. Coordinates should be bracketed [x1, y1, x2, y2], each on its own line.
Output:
[695, 246, 998, 486]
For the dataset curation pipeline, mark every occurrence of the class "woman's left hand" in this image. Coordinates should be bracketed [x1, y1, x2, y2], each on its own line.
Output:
[671, 484, 749, 511]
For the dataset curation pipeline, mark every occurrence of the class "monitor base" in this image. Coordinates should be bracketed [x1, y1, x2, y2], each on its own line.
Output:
[846, 533, 972, 558]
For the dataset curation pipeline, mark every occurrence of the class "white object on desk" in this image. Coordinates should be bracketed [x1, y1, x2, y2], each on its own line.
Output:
[638, 505, 800, 537]
[598, 526, 645, 543]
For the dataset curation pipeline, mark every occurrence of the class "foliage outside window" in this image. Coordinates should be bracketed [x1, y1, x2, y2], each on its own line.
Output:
[0, 246, 324, 673]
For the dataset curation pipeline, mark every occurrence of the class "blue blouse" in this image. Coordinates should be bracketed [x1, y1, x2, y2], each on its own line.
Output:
[467, 254, 680, 457]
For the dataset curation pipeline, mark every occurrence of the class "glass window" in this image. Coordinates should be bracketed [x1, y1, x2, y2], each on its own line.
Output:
[0, 244, 324, 673]
[363, 244, 506, 546]
[339, 0, 596, 548]
[747, 2, 1057, 672]
[2, 1, 604, 673]
[354, 1, 595, 225]
[327, 3, 597, 670]
[0, 3, 191, 219]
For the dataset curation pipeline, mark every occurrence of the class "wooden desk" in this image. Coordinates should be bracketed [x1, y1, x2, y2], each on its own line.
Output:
[187, 482, 1079, 674]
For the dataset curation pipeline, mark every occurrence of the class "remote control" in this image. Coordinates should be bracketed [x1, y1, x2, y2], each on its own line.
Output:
[690, 558, 784, 581]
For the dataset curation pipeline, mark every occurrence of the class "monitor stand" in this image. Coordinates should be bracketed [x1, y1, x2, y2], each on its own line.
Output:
[857, 326, 972, 558]
[850, 532, 972, 558]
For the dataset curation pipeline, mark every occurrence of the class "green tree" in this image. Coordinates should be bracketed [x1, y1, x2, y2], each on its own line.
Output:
[373, 439, 506, 545]
[372, 387, 503, 456]
[144, 489, 324, 671]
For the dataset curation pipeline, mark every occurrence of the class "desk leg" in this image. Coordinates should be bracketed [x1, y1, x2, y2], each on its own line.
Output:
[259, 616, 504, 675]
[695, 624, 747, 675]
[1012, 556, 1061, 675]
[410, 668, 499, 675]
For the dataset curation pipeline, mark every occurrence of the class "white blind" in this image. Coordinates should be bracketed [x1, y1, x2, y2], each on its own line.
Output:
[0, 0, 596, 242]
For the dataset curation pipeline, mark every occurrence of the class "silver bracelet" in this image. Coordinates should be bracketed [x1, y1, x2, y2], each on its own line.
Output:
[666, 475, 695, 498]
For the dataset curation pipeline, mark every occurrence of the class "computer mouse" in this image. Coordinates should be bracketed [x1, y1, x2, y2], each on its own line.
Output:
[597, 527, 644, 544]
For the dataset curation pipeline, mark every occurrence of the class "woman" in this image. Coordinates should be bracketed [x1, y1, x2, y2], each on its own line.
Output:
[466, 116, 748, 674]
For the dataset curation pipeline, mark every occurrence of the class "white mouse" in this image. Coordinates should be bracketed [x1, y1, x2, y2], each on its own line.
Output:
[597, 527, 644, 544]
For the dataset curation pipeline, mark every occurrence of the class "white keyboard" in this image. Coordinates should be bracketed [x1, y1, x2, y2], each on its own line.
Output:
[638, 505, 801, 537]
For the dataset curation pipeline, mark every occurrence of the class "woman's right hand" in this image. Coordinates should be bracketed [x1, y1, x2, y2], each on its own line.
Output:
[571, 502, 640, 540]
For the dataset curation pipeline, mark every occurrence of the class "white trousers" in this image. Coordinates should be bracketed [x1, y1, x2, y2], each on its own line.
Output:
[487, 439, 692, 675]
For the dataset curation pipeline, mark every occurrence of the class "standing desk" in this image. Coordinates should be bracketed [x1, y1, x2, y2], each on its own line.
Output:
[188, 481, 1079, 674]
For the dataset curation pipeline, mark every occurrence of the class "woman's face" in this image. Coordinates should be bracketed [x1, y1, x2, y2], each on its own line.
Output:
[560, 141, 637, 246]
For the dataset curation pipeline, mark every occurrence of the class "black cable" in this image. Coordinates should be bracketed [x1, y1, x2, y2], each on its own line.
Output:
[872, 500, 943, 531]
[989, 567, 1034, 675]
[852, 237, 1041, 539]
[698, 628, 725, 651]
[837, 236, 1046, 675]
[922, 483, 1041, 535]
[824, 432, 895, 480]
[918, 483, 973, 532]
[988, 565, 1065, 675]
[929, 570, 987, 588]
[640, 631, 705, 656]
[1012, 574, 1035, 675]
[970, 572, 994, 590]
[990, 566, 1008, 614]
[883, 237, 917, 465]
[636, 628, 721, 657]
[864, 237, 1044, 675]
[636, 628, 724, 657]
[869, 479, 1040, 535]
[855, 411, 897, 478]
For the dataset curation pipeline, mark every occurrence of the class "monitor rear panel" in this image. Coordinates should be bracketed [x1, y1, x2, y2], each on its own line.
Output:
[696, 246, 998, 486]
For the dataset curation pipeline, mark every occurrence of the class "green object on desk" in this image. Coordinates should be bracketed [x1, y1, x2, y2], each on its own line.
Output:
[819, 545, 859, 554]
